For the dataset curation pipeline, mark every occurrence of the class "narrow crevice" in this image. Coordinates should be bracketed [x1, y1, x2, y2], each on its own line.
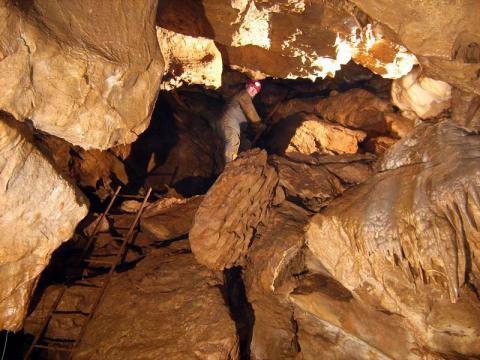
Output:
[221, 267, 255, 360]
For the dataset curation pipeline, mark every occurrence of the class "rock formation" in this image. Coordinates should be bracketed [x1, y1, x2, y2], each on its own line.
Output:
[190, 149, 277, 270]
[0, 0, 163, 149]
[351, 0, 480, 95]
[306, 120, 480, 356]
[158, 0, 417, 81]
[26, 241, 240, 359]
[141, 195, 203, 241]
[392, 67, 452, 120]
[0, 114, 88, 331]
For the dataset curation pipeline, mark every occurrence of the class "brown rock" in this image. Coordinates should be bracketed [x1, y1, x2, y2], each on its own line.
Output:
[190, 149, 277, 270]
[291, 274, 421, 359]
[364, 136, 397, 155]
[384, 112, 415, 138]
[270, 154, 374, 212]
[36, 133, 128, 197]
[306, 121, 480, 356]
[273, 89, 397, 136]
[27, 241, 240, 359]
[452, 88, 480, 132]
[244, 202, 310, 359]
[158, 1, 416, 81]
[352, 0, 480, 94]
[0, 0, 163, 149]
[140, 195, 203, 241]
[0, 115, 88, 331]
[268, 113, 366, 156]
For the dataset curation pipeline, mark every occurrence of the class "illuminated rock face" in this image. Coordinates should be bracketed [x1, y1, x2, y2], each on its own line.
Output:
[0, 0, 163, 149]
[351, 0, 480, 95]
[157, 27, 223, 90]
[158, 0, 417, 81]
[0, 114, 88, 331]
[306, 121, 480, 355]
[392, 67, 452, 119]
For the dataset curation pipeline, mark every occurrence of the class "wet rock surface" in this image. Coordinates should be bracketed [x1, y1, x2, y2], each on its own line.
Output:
[0, 114, 88, 331]
[190, 149, 277, 270]
[306, 120, 480, 356]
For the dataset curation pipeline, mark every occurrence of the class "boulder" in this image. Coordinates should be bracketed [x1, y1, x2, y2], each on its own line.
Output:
[269, 113, 366, 156]
[244, 201, 310, 359]
[26, 241, 240, 359]
[190, 149, 277, 270]
[364, 136, 397, 155]
[351, 0, 480, 94]
[391, 67, 452, 120]
[140, 195, 203, 241]
[36, 133, 128, 198]
[291, 274, 421, 359]
[0, 0, 163, 149]
[158, 0, 416, 81]
[157, 27, 223, 90]
[0, 115, 88, 331]
[306, 121, 480, 356]
[270, 154, 374, 211]
[273, 89, 409, 138]
[452, 88, 480, 132]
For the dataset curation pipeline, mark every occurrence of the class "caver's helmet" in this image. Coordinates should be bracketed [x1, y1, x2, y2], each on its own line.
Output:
[246, 80, 262, 94]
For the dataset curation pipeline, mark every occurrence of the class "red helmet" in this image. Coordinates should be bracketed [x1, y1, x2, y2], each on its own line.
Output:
[246, 80, 262, 93]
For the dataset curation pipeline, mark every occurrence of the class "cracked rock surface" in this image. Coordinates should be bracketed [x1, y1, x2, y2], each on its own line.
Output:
[0, 0, 163, 149]
[0, 114, 88, 331]
[307, 120, 480, 356]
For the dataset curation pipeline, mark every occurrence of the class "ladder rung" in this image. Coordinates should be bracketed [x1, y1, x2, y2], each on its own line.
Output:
[52, 310, 89, 316]
[72, 281, 101, 288]
[118, 194, 145, 199]
[89, 253, 119, 258]
[84, 258, 116, 265]
[34, 344, 74, 352]
[43, 337, 76, 344]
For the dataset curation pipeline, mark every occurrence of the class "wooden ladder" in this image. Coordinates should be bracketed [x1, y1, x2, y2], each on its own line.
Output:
[25, 186, 152, 359]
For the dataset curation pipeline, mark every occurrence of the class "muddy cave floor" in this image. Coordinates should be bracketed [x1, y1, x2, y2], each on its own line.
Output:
[6, 66, 478, 359]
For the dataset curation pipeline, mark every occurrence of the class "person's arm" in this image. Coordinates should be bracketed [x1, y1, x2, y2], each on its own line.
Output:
[238, 92, 261, 124]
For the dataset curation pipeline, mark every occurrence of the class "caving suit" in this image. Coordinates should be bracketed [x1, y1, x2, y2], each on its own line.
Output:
[217, 90, 262, 164]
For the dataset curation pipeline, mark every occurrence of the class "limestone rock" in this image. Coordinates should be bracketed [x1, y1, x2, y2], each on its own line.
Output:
[128, 93, 218, 196]
[391, 67, 452, 120]
[35, 133, 128, 198]
[157, 26, 223, 90]
[244, 202, 310, 359]
[274, 89, 399, 136]
[452, 88, 480, 132]
[292, 274, 420, 359]
[269, 113, 366, 156]
[0, 115, 88, 331]
[271, 154, 374, 212]
[364, 136, 396, 155]
[384, 112, 415, 138]
[352, 0, 480, 94]
[306, 121, 480, 356]
[190, 149, 277, 270]
[140, 195, 203, 241]
[0, 0, 163, 149]
[27, 241, 240, 359]
[158, 0, 416, 81]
